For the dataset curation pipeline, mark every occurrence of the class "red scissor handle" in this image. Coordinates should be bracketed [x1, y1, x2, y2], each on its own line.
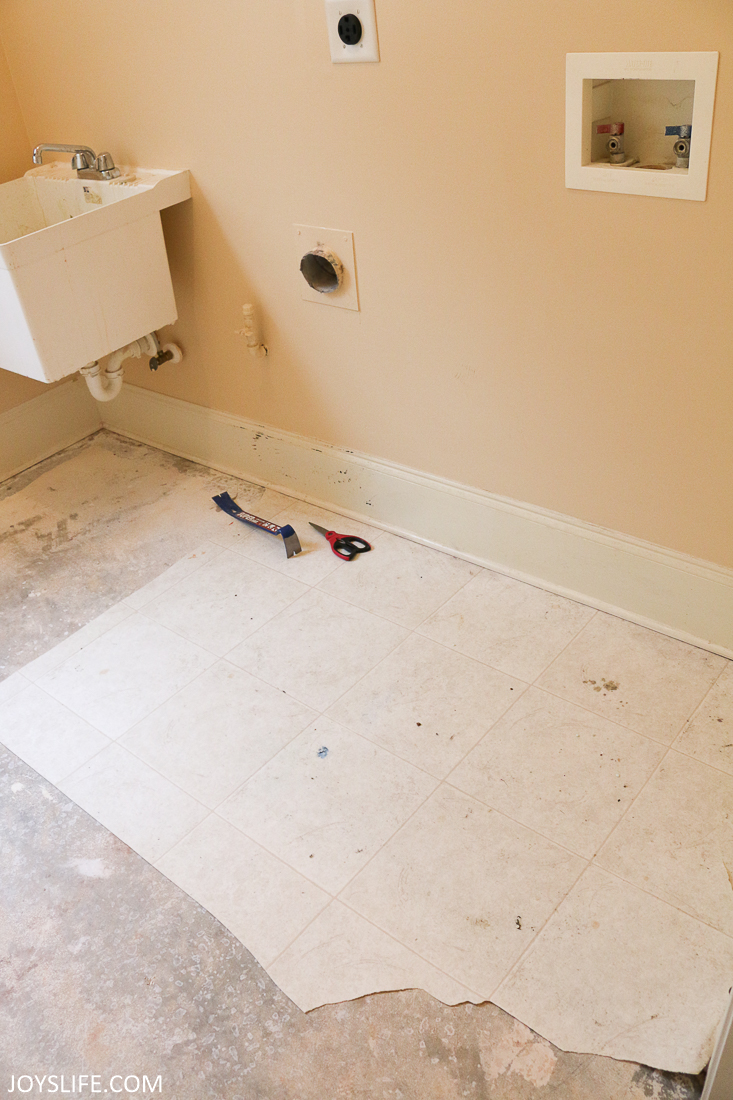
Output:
[310, 523, 372, 560]
[328, 532, 371, 561]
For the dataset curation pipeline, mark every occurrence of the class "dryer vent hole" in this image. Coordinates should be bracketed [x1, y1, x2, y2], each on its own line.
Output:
[338, 14, 363, 45]
[300, 251, 342, 293]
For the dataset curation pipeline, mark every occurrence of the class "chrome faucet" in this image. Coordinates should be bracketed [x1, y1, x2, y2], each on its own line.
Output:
[32, 143, 121, 180]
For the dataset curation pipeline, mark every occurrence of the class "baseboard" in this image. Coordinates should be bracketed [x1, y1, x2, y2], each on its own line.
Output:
[100, 383, 733, 658]
[0, 379, 102, 483]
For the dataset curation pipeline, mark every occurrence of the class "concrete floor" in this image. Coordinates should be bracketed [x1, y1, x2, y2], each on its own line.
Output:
[0, 431, 707, 1099]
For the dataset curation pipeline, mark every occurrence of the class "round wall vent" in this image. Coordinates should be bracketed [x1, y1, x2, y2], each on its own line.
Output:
[299, 248, 344, 294]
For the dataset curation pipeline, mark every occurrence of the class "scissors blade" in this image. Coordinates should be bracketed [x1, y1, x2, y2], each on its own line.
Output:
[309, 523, 330, 536]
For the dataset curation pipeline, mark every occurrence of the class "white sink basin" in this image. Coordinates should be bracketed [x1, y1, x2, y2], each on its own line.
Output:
[0, 162, 190, 382]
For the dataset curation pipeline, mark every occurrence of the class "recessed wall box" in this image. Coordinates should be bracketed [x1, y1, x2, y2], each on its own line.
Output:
[566, 52, 718, 201]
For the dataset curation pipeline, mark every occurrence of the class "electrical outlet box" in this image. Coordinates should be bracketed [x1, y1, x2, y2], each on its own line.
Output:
[566, 52, 718, 201]
[294, 225, 359, 311]
[325, 0, 379, 63]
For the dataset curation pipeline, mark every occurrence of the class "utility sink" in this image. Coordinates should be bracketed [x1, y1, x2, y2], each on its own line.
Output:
[0, 162, 190, 382]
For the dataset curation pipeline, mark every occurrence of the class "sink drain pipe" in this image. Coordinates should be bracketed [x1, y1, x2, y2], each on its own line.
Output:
[80, 333, 182, 402]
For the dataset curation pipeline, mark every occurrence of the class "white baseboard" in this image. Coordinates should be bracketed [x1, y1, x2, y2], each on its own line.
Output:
[0, 379, 101, 483]
[100, 383, 733, 659]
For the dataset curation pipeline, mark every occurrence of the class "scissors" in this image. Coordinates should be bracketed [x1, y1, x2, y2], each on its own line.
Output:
[309, 522, 372, 561]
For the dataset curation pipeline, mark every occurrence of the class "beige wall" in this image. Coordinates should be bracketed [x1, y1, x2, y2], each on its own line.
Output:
[0, 34, 53, 414]
[1, 1, 731, 566]
[0, 37, 28, 182]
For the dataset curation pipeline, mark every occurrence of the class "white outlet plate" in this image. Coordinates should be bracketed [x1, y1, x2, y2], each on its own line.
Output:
[294, 225, 359, 311]
[325, 0, 379, 63]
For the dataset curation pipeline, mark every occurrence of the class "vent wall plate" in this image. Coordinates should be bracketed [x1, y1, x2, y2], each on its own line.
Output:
[294, 225, 359, 311]
[566, 52, 718, 201]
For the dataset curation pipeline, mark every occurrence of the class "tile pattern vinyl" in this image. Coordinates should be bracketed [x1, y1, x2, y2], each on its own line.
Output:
[2, 499, 733, 1075]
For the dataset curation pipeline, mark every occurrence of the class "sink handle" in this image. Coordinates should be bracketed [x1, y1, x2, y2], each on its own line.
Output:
[71, 150, 95, 171]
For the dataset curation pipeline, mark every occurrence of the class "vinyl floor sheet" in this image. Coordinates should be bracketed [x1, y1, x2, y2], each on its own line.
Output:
[2, 445, 733, 1074]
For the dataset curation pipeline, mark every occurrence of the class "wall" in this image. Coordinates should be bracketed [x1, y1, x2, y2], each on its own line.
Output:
[0, 40, 27, 185]
[1, 1, 731, 567]
[0, 34, 52, 414]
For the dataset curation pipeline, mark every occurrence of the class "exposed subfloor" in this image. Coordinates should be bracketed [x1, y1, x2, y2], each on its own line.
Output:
[0, 431, 709, 1099]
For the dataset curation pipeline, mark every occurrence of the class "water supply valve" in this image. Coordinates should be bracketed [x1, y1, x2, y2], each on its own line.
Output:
[143, 331, 182, 371]
[149, 347, 175, 371]
[665, 125, 691, 168]
[596, 122, 626, 163]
